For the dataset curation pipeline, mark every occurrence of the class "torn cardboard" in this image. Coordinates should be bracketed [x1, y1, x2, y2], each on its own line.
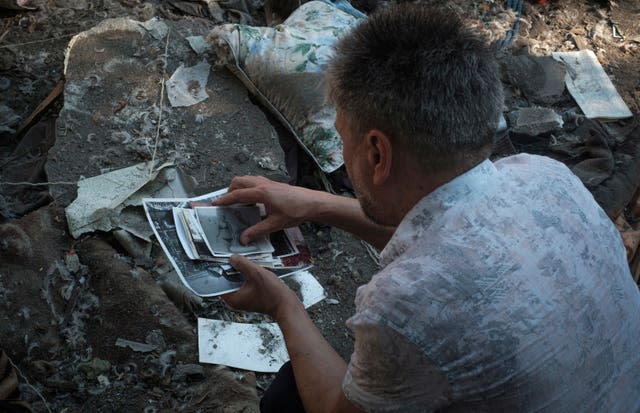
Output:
[552, 50, 632, 120]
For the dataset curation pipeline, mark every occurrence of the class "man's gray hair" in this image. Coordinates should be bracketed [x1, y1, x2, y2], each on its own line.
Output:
[327, 4, 504, 173]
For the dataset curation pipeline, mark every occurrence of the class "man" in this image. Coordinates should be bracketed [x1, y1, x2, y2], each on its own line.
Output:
[214, 4, 640, 412]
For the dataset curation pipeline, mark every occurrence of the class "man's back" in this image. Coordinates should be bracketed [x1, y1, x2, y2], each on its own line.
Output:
[344, 154, 640, 412]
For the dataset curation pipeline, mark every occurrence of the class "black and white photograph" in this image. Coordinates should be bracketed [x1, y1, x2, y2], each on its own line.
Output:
[195, 206, 274, 257]
[143, 189, 312, 297]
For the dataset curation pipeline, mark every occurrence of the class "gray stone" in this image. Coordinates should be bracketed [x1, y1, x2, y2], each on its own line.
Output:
[509, 107, 564, 137]
[46, 18, 287, 206]
[172, 363, 205, 382]
[504, 54, 567, 105]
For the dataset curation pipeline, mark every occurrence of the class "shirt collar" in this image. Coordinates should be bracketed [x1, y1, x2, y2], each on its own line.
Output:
[379, 159, 498, 266]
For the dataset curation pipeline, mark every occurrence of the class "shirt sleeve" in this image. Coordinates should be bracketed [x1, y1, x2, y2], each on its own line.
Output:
[342, 312, 452, 413]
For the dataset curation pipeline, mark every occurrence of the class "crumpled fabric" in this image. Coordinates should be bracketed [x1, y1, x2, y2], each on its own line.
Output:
[548, 119, 614, 188]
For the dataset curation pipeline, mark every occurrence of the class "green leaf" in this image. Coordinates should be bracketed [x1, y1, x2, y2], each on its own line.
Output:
[292, 43, 312, 55]
[294, 61, 308, 72]
[307, 50, 318, 64]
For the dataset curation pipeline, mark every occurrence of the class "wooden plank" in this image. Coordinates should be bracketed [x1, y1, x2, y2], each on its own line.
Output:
[14, 80, 64, 138]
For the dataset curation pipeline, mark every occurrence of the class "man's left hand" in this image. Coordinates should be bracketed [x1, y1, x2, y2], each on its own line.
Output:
[222, 255, 299, 320]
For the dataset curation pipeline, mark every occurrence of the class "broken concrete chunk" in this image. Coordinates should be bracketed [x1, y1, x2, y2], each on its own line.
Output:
[139, 17, 169, 40]
[47, 17, 286, 206]
[166, 62, 211, 107]
[552, 50, 632, 120]
[509, 107, 564, 136]
[172, 363, 205, 382]
[0, 104, 21, 133]
[504, 54, 566, 105]
[186, 36, 208, 55]
[115, 338, 158, 353]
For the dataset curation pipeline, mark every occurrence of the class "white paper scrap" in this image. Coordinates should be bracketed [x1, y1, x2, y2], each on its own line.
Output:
[552, 50, 632, 120]
[198, 318, 288, 372]
[65, 161, 170, 238]
[166, 62, 211, 107]
[287, 270, 326, 308]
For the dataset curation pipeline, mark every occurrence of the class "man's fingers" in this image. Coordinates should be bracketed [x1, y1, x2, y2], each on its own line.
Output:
[213, 188, 263, 206]
[228, 176, 267, 192]
[229, 254, 262, 279]
[240, 217, 279, 244]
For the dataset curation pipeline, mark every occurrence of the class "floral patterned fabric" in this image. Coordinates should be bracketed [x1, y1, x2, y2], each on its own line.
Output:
[209, 1, 359, 173]
[343, 154, 640, 412]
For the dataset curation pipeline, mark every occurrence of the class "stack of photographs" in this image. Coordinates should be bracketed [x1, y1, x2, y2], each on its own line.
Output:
[143, 188, 312, 297]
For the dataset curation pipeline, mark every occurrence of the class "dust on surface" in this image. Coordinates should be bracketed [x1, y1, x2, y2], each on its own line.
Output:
[1, 0, 640, 410]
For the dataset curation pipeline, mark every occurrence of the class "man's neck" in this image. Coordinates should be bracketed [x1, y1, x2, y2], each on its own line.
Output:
[385, 157, 488, 226]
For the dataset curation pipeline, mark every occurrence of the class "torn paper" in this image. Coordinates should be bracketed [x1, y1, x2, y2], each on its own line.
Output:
[166, 62, 211, 107]
[198, 318, 288, 373]
[552, 50, 632, 120]
[287, 270, 326, 308]
[65, 161, 172, 239]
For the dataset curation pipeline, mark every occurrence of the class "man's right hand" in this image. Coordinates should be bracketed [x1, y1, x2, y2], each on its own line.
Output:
[212, 176, 317, 245]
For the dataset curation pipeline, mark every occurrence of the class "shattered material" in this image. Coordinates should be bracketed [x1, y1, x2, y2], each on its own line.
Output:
[552, 50, 633, 120]
[65, 161, 171, 238]
[509, 107, 564, 137]
[115, 338, 158, 353]
[139, 17, 169, 40]
[166, 62, 211, 107]
[504, 54, 567, 105]
[0, 104, 21, 134]
[46, 17, 286, 206]
[186, 36, 209, 55]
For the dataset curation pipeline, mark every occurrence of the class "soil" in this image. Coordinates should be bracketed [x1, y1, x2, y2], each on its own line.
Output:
[1, 0, 639, 411]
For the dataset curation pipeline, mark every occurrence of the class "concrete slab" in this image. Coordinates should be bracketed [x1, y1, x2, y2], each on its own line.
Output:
[503, 54, 567, 106]
[509, 107, 564, 137]
[46, 17, 287, 206]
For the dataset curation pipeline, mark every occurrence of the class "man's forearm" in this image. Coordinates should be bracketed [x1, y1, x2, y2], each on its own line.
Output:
[310, 191, 395, 250]
[275, 297, 359, 413]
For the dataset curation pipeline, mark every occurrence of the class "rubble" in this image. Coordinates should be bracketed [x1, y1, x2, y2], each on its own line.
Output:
[503, 54, 567, 105]
[508, 107, 564, 137]
[1, 0, 639, 410]
[45, 17, 287, 206]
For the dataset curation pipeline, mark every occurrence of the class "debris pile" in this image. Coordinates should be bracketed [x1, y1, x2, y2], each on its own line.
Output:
[0, 0, 639, 411]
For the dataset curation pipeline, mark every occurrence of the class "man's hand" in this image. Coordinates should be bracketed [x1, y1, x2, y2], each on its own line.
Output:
[215, 175, 396, 250]
[222, 254, 299, 321]
[213, 176, 316, 245]
[223, 256, 362, 413]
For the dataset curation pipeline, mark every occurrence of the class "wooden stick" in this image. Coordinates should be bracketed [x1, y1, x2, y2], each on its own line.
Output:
[14, 80, 64, 138]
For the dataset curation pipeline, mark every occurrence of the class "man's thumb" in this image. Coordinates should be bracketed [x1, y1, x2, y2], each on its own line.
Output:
[229, 254, 261, 280]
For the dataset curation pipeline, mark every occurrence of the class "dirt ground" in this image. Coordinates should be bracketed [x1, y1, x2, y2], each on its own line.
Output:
[1, 0, 639, 411]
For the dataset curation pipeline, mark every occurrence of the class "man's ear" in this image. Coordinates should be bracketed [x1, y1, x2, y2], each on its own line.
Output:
[364, 129, 393, 187]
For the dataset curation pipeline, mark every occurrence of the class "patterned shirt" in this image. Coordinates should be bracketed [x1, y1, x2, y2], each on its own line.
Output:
[343, 154, 640, 412]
